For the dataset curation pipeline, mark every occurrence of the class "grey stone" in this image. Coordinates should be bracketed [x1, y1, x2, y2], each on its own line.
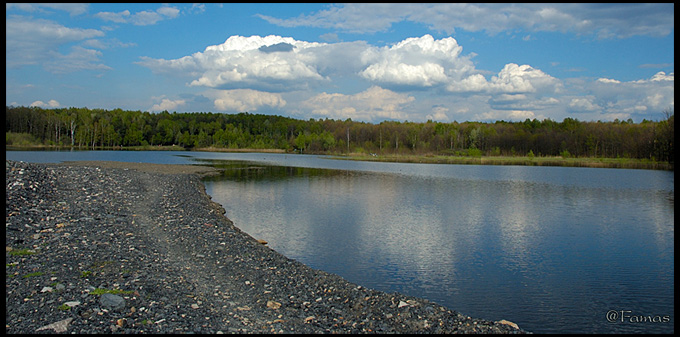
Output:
[100, 293, 126, 311]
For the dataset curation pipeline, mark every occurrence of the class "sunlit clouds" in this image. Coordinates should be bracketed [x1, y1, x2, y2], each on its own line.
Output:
[359, 35, 469, 88]
[137, 33, 597, 122]
[5, 3, 675, 123]
[300, 86, 415, 122]
[209, 89, 286, 112]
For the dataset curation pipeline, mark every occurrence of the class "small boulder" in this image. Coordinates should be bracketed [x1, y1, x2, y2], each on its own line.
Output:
[100, 293, 126, 311]
[497, 319, 519, 330]
[36, 318, 73, 333]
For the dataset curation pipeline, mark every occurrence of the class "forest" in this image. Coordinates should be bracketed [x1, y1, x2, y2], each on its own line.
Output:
[5, 105, 674, 165]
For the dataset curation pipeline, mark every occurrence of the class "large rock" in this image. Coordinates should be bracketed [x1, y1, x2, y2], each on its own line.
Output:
[100, 293, 126, 311]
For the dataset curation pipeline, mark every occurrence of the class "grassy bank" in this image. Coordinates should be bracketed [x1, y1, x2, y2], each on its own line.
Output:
[332, 153, 673, 171]
[5, 139, 672, 171]
[192, 146, 286, 154]
[6, 144, 187, 151]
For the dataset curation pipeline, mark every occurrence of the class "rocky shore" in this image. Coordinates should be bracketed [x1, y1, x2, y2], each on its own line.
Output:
[6, 160, 527, 334]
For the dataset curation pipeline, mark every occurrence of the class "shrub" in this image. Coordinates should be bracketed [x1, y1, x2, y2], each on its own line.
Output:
[467, 148, 483, 157]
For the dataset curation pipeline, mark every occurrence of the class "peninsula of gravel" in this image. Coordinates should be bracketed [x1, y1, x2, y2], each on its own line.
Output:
[6, 160, 527, 334]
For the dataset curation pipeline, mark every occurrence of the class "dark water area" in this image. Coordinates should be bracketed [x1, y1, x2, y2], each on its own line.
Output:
[6, 150, 674, 333]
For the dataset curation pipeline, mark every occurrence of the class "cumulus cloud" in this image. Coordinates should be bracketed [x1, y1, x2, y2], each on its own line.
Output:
[149, 98, 186, 112]
[301, 86, 415, 122]
[139, 34, 483, 93]
[568, 96, 602, 112]
[30, 100, 60, 108]
[138, 34, 562, 97]
[567, 71, 674, 120]
[359, 35, 472, 88]
[426, 106, 450, 121]
[450, 63, 561, 94]
[207, 89, 286, 112]
[492, 64, 561, 93]
[474, 109, 541, 122]
[639, 71, 674, 83]
[135, 33, 672, 123]
[139, 35, 332, 92]
[489, 95, 560, 112]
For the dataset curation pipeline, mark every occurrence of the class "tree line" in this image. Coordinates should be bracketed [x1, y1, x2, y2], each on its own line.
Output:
[5, 105, 674, 164]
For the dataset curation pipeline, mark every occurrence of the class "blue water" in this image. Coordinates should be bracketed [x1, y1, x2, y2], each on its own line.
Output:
[6, 150, 674, 333]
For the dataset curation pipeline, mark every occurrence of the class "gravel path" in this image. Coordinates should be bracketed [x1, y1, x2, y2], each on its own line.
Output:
[6, 160, 527, 334]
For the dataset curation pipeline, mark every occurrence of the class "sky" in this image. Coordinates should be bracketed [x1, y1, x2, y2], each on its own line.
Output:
[5, 3, 675, 123]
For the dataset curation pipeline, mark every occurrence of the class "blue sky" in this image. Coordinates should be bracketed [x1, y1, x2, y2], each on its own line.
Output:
[6, 3, 675, 123]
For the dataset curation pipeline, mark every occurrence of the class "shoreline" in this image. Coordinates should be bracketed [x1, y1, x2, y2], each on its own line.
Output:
[6, 160, 527, 333]
[7, 145, 672, 171]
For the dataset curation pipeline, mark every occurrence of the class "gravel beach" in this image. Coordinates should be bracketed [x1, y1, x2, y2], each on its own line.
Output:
[6, 160, 527, 334]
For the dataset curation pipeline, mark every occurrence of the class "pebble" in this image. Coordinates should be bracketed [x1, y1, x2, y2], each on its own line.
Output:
[100, 293, 126, 311]
[5, 160, 528, 334]
[64, 301, 81, 308]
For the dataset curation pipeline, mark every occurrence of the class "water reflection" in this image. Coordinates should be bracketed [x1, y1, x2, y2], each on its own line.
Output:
[6, 151, 673, 334]
[201, 159, 674, 334]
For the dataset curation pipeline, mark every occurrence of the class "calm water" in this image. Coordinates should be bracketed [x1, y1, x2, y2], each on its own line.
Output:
[6, 150, 674, 333]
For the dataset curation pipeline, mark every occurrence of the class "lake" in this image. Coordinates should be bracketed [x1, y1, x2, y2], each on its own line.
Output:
[6, 150, 675, 333]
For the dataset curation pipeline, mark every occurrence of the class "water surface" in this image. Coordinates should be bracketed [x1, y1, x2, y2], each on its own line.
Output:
[6, 150, 674, 333]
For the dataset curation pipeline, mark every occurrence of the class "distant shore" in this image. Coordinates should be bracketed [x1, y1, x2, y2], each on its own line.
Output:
[7, 145, 673, 170]
[330, 152, 674, 170]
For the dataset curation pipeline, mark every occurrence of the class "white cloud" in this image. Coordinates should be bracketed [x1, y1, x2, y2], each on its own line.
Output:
[597, 78, 621, 84]
[189, 3, 206, 14]
[43, 46, 112, 74]
[207, 89, 286, 112]
[149, 98, 186, 112]
[95, 5, 180, 26]
[474, 110, 540, 122]
[139, 35, 328, 91]
[94, 10, 131, 23]
[447, 74, 489, 92]
[256, 3, 404, 34]
[568, 71, 674, 120]
[490, 64, 562, 93]
[640, 71, 674, 83]
[139, 34, 488, 93]
[258, 3, 674, 38]
[449, 63, 561, 94]
[82, 38, 136, 50]
[568, 97, 602, 112]
[426, 106, 450, 121]
[138, 34, 563, 97]
[156, 6, 180, 19]
[30, 100, 60, 108]
[359, 35, 471, 88]
[301, 86, 414, 122]
[135, 33, 672, 123]
[490, 95, 560, 112]
[6, 16, 105, 68]
[6, 3, 89, 16]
